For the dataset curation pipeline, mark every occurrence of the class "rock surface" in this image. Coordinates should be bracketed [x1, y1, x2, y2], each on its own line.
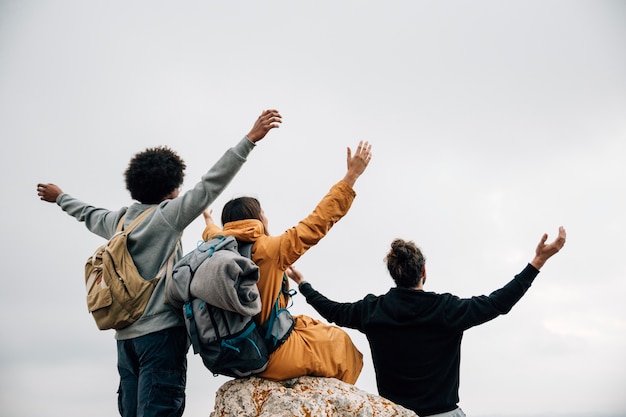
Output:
[210, 376, 417, 417]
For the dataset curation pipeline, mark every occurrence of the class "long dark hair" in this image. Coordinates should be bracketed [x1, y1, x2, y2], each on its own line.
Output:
[385, 239, 426, 288]
[221, 197, 263, 225]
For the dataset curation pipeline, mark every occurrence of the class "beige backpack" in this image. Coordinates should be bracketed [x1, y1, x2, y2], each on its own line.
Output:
[85, 207, 174, 330]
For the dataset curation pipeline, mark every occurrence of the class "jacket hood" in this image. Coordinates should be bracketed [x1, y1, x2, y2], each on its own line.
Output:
[222, 219, 266, 242]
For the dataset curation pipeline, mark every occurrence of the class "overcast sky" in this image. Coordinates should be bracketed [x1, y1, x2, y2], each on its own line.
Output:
[1, 1, 625, 416]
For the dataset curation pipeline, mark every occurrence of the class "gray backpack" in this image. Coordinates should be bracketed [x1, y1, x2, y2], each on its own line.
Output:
[166, 235, 294, 378]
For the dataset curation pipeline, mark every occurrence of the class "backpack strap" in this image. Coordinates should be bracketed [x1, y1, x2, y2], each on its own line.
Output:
[156, 239, 180, 280]
[262, 273, 296, 350]
[116, 206, 176, 281]
[185, 301, 202, 354]
[107, 206, 156, 244]
[117, 206, 157, 234]
[186, 294, 231, 355]
[207, 305, 230, 343]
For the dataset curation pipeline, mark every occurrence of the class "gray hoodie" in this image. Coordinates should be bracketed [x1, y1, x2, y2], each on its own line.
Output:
[57, 136, 256, 340]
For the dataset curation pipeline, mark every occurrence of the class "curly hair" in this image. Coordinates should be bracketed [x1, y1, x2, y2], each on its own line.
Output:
[385, 238, 426, 288]
[124, 146, 186, 204]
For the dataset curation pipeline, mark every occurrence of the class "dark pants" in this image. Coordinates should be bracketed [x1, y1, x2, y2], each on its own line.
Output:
[117, 326, 188, 417]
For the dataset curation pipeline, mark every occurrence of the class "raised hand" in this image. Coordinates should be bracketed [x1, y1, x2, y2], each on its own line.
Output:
[247, 109, 282, 143]
[531, 226, 567, 270]
[37, 183, 63, 203]
[202, 209, 214, 226]
[343, 140, 373, 187]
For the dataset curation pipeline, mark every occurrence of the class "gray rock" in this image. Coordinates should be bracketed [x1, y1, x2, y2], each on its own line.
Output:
[210, 376, 417, 417]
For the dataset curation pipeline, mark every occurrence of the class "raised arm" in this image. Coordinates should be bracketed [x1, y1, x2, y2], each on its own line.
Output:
[273, 141, 373, 267]
[165, 109, 282, 230]
[37, 182, 122, 239]
[447, 226, 568, 331]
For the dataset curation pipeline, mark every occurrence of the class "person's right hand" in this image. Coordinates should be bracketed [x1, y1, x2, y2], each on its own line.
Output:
[37, 183, 63, 203]
[247, 109, 282, 143]
[286, 266, 304, 285]
[530, 226, 567, 270]
[343, 141, 372, 187]
[202, 209, 215, 227]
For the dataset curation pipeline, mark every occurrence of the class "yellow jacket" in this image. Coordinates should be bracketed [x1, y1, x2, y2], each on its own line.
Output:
[202, 180, 363, 383]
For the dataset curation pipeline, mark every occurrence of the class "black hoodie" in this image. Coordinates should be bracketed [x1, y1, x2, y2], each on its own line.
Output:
[299, 263, 539, 416]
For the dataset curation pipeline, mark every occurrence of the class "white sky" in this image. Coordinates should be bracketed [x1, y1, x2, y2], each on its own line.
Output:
[1, 1, 625, 416]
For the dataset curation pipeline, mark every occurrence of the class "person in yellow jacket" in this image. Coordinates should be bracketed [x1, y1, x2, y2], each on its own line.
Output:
[201, 141, 372, 384]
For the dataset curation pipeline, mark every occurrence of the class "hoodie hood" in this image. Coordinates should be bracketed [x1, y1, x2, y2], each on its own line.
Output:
[378, 287, 445, 326]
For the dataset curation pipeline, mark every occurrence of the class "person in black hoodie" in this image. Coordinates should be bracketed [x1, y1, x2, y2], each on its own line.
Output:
[286, 226, 566, 417]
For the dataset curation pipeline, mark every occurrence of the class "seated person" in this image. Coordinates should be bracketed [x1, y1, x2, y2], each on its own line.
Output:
[201, 141, 373, 384]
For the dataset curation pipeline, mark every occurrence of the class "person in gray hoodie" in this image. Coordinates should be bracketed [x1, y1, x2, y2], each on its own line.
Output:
[287, 227, 566, 417]
[36, 108, 282, 417]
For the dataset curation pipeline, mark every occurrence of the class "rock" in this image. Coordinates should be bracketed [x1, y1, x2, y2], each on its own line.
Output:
[210, 376, 417, 417]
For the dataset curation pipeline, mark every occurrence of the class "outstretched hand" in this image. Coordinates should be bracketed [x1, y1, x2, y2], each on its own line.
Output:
[37, 183, 63, 203]
[202, 209, 214, 227]
[286, 266, 304, 285]
[247, 109, 282, 143]
[343, 140, 373, 187]
[531, 226, 567, 270]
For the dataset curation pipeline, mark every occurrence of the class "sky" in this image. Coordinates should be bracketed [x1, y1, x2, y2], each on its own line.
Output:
[1, 1, 625, 416]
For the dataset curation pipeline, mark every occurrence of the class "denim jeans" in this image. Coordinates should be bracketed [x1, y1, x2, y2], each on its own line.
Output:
[117, 326, 188, 417]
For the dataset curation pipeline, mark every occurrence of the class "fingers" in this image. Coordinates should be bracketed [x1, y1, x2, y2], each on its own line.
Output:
[285, 265, 302, 283]
[37, 183, 63, 203]
[554, 226, 567, 249]
[36, 183, 48, 200]
[248, 109, 282, 142]
[259, 109, 282, 128]
[354, 141, 373, 166]
[289, 265, 300, 274]
[536, 227, 567, 262]
[348, 141, 372, 160]
[547, 227, 566, 248]
[355, 140, 369, 153]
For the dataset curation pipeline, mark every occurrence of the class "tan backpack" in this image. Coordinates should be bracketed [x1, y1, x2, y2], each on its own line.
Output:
[85, 207, 174, 330]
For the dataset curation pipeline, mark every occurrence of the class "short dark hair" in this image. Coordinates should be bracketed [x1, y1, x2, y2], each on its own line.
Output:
[221, 196, 263, 225]
[385, 239, 426, 288]
[124, 146, 186, 204]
